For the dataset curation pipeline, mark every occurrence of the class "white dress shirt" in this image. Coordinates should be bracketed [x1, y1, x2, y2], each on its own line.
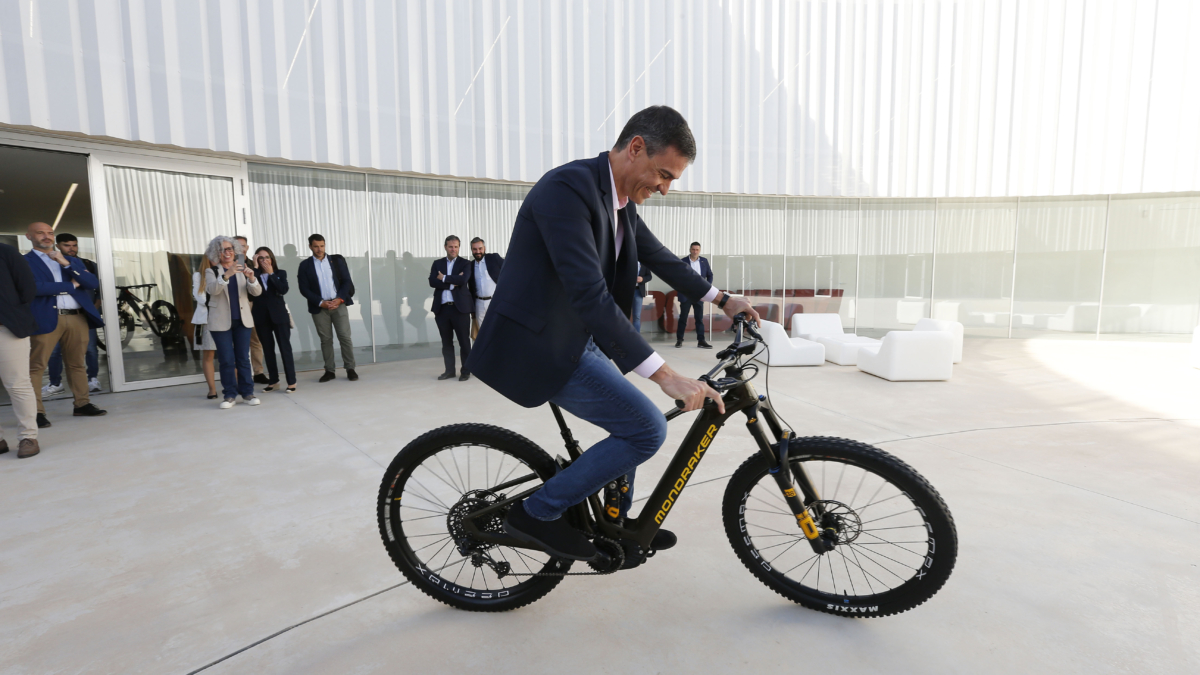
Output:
[690, 258, 702, 276]
[441, 258, 457, 304]
[259, 272, 270, 290]
[474, 259, 496, 298]
[313, 255, 337, 301]
[33, 249, 81, 310]
[607, 158, 717, 378]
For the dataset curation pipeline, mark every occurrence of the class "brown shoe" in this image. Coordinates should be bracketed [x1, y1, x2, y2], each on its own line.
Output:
[18, 439, 40, 459]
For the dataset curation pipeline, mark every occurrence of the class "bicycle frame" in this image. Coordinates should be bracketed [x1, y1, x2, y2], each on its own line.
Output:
[464, 346, 830, 557]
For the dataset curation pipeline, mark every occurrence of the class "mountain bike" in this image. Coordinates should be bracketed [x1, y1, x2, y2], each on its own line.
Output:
[116, 283, 180, 346]
[377, 314, 957, 616]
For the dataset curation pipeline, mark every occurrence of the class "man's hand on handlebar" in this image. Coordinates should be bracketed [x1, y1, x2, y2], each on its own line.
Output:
[718, 294, 761, 325]
[649, 363, 725, 414]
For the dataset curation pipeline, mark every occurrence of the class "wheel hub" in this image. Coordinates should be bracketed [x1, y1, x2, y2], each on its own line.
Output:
[446, 489, 505, 556]
[811, 500, 863, 546]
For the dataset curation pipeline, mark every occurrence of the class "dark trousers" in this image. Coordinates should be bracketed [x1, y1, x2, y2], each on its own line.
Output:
[435, 308, 471, 375]
[676, 300, 707, 341]
[257, 317, 296, 386]
[211, 324, 254, 400]
[632, 291, 644, 333]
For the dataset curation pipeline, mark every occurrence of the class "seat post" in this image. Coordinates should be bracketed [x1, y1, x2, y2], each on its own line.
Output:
[548, 402, 583, 459]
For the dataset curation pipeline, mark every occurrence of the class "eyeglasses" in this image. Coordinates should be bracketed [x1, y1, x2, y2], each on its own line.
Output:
[221, 247, 234, 253]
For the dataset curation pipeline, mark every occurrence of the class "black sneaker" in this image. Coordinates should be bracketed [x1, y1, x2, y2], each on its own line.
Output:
[37, 413, 52, 428]
[675, 339, 683, 348]
[503, 500, 597, 561]
[253, 373, 270, 385]
[650, 528, 677, 550]
[319, 371, 336, 383]
[697, 341, 713, 349]
[346, 369, 359, 381]
[73, 403, 107, 417]
[0, 439, 7, 454]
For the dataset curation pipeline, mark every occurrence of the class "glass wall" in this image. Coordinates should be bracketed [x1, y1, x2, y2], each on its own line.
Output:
[369, 175, 467, 362]
[1101, 194, 1200, 336]
[104, 166, 235, 382]
[1012, 197, 1108, 337]
[786, 198, 859, 330]
[934, 199, 1017, 337]
[857, 199, 936, 337]
[240, 160, 1200, 374]
[248, 164, 373, 369]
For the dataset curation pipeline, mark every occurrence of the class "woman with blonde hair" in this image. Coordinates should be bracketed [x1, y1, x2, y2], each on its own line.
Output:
[191, 254, 218, 398]
[204, 235, 262, 409]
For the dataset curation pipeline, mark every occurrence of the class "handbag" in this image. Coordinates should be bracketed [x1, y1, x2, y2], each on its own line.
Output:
[287, 305, 296, 329]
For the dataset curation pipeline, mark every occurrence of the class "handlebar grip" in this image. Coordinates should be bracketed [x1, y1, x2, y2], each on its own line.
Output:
[675, 400, 686, 409]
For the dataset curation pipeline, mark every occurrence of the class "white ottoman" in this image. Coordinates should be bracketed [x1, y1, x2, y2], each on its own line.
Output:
[816, 334, 880, 366]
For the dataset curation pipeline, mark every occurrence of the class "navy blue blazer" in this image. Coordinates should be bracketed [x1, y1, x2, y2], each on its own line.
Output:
[467, 152, 714, 408]
[251, 269, 291, 326]
[678, 256, 713, 304]
[429, 257, 474, 315]
[24, 251, 102, 334]
[636, 263, 653, 295]
[0, 244, 38, 339]
[296, 254, 355, 314]
[468, 253, 504, 299]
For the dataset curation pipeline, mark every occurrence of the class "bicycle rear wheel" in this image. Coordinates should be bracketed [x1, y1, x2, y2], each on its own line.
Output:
[377, 424, 572, 612]
[722, 437, 957, 618]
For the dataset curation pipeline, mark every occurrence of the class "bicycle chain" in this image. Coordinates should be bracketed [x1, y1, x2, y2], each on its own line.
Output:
[502, 535, 625, 577]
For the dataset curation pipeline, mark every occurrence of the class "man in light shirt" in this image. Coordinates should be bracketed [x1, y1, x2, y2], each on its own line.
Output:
[676, 242, 714, 349]
[23, 222, 107, 428]
[296, 234, 359, 383]
[429, 236, 474, 381]
[467, 106, 759, 561]
[468, 237, 504, 335]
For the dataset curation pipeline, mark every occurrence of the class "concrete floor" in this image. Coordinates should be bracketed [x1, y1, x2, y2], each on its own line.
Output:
[1, 337, 1198, 674]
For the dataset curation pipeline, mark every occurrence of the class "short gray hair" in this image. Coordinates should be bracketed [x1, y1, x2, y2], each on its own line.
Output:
[205, 236, 243, 264]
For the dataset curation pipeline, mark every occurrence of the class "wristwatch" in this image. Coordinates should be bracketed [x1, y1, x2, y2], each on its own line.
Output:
[717, 291, 730, 309]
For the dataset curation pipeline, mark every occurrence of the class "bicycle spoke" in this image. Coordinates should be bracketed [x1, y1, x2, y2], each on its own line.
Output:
[766, 539, 805, 563]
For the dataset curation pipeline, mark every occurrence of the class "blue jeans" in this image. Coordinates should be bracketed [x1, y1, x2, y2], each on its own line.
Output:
[211, 324, 255, 400]
[49, 328, 98, 385]
[632, 291, 644, 333]
[524, 341, 668, 521]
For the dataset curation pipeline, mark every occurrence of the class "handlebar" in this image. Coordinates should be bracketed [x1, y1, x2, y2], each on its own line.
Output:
[116, 284, 158, 290]
[670, 313, 763, 413]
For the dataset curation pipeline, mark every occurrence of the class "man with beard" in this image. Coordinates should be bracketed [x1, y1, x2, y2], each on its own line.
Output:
[468, 237, 504, 333]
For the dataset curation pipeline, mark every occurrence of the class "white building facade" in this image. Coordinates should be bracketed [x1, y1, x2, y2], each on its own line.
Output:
[1, 0, 1198, 392]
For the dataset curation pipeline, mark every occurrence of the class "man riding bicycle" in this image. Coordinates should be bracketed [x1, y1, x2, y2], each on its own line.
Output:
[467, 106, 760, 561]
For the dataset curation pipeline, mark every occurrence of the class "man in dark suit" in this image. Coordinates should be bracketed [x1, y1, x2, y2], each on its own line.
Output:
[676, 242, 714, 349]
[468, 237, 504, 331]
[296, 234, 359, 382]
[44, 233, 102, 396]
[430, 235, 474, 381]
[467, 106, 759, 561]
[632, 262, 652, 333]
[0, 242, 41, 458]
[24, 222, 107, 427]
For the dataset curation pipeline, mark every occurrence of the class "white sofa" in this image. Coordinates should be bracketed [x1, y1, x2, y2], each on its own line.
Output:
[857, 331, 954, 381]
[914, 317, 964, 363]
[790, 313, 879, 366]
[754, 320, 825, 366]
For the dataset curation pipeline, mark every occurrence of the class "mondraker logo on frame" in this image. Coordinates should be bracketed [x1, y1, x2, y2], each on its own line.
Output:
[655, 424, 718, 523]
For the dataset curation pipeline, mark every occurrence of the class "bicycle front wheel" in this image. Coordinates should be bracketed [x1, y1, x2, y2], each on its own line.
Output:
[723, 437, 957, 618]
[377, 424, 572, 612]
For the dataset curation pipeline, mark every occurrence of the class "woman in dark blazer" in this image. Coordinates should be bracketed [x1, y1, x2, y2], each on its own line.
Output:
[251, 247, 297, 392]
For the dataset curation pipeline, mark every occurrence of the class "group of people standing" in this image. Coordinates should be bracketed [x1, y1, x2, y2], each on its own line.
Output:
[191, 233, 360, 409]
[0, 223, 107, 459]
[429, 236, 504, 381]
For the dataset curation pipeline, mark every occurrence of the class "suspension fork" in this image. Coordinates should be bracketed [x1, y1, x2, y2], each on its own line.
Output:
[741, 385, 833, 554]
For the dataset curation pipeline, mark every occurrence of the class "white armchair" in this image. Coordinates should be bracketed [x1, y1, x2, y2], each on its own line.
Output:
[914, 318, 964, 363]
[790, 313, 847, 340]
[754, 320, 825, 366]
[789, 313, 879, 365]
[857, 331, 954, 381]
